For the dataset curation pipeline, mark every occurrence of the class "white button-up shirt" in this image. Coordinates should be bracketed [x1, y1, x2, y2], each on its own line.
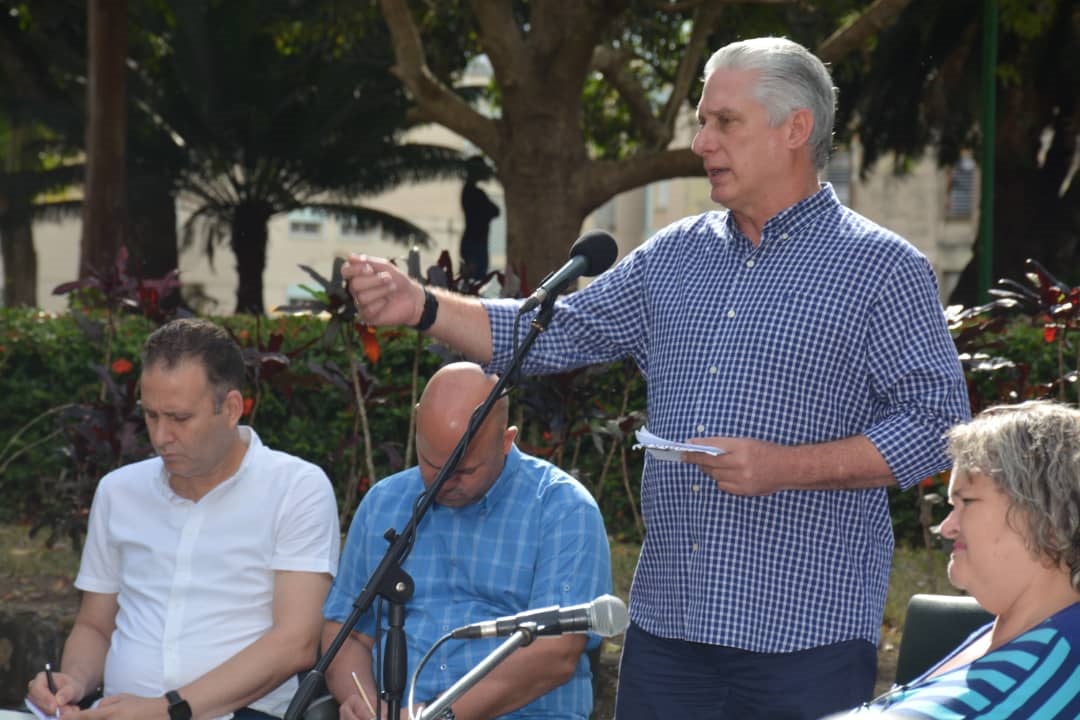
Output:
[76, 427, 340, 718]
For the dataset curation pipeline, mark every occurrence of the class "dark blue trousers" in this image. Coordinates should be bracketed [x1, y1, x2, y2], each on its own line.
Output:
[613, 622, 876, 720]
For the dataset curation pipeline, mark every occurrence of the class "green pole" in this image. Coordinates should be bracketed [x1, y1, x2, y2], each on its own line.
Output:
[977, 0, 998, 303]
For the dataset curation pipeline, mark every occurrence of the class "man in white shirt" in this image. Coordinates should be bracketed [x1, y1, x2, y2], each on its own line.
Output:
[25, 318, 340, 720]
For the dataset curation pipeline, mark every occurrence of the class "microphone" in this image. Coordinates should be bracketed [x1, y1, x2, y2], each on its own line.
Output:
[450, 594, 628, 639]
[518, 230, 618, 313]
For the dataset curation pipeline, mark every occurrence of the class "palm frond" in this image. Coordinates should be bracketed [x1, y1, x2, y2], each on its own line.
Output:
[306, 202, 432, 246]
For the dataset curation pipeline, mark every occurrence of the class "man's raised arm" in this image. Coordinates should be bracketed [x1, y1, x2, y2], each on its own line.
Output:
[342, 254, 494, 362]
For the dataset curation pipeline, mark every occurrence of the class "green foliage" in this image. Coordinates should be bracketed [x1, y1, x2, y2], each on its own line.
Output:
[0, 309, 645, 541]
[10, 252, 1080, 551]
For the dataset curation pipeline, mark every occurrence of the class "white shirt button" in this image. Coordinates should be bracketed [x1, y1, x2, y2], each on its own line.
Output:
[780, 232, 789, 240]
[697, 424, 705, 433]
[709, 366, 718, 374]
[692, 484, 701, 493]
[692, 543, 699, 551]
[726, 309, 736, 318]
[746, 259, 755, 268]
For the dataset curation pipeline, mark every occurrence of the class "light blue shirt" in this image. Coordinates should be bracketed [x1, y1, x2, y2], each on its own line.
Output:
[482, 185, 970, 652]
[324, 445, 612, 719]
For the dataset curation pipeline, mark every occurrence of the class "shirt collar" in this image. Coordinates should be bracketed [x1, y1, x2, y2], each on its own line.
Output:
[722, 183, 841, 250]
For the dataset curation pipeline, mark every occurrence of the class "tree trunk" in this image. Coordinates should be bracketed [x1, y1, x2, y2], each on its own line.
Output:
[80, 0, 128, 279]
[492, 52, 592, 282]
[499, 163, 591, 292]
[127, 177, 180, 308]
[1, 217, 37, 307]
[1, 124, 37, 307]
[230, 201, 272, 315]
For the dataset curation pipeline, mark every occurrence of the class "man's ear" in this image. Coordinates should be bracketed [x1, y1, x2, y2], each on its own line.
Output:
[224, 388, 245, 425]
[503, 426, 518, 454]
[787, 107, 815, 150]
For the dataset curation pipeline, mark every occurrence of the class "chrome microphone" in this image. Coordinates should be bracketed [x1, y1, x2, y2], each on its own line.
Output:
[450, 594, 629, 639]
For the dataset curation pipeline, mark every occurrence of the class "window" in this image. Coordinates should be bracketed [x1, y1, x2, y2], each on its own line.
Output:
[946, 156, 976, 219]
[593, 199, 616, 232]
[339, 217, 366, 237]
[826, 150, 852, 206]
[288, 208, 325, 237]
[654, 181, 670, 211]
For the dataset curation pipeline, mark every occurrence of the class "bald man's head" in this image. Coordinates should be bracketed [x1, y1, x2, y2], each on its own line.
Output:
[415, 362, 515, 507]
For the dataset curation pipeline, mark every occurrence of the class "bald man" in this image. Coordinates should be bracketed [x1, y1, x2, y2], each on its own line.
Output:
[321, 363, 612, 720]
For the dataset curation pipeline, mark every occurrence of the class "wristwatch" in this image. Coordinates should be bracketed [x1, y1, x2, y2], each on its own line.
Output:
[165, 690, 192, 720]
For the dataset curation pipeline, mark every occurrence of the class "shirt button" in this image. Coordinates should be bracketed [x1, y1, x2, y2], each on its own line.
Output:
[691, 484, 701, 492]
[708, 366, 718, 374]
[780, 232, 789, 240]
[726, 309, 736, 318]
[697, 424, 705, 433]
[692, 543, 699, 552]
[440, 663, 448, 671]
[745, 259, 755, 268]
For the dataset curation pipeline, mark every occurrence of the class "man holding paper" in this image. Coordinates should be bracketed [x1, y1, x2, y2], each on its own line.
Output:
[341, 37, 968, 719]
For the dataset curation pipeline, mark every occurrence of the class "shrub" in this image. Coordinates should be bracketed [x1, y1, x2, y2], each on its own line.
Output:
[7, 254, 1078, 552]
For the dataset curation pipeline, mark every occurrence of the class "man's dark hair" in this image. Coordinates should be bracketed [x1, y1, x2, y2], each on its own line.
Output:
[141, 318, 246, 408]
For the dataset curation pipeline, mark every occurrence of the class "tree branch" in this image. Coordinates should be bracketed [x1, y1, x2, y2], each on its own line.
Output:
[658, 1, 726, 134]
[817, 0, 915, 64]
[378, 0, 500, 157]
[579, 149, 703, 211]
[466, 0, 526, 84]
[591, 45, 667, 147]
[653, 0, 792, 9]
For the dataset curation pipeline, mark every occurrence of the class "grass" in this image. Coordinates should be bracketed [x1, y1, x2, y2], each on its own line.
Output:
[883, 545, 958, 628]
[0, 522, 81, 578]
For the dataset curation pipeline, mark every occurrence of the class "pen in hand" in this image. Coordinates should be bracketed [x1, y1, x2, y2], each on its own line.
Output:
[45, 662, 57, 695]
[350, 671, 377, 719]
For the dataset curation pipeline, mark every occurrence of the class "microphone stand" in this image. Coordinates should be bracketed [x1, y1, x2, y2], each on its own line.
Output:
[285, 299, 559, 720]
[418, 626, 537, 720]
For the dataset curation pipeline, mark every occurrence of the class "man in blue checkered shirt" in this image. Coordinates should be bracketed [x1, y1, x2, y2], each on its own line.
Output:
[322, 363, 612, 719]
[342, 36, 969, 720]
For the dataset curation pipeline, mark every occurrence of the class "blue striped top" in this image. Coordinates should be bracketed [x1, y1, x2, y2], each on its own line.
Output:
[857, 601, 1080, 718]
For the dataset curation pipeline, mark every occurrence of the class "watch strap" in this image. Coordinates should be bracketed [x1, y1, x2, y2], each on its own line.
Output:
[165, 690, 192, 720]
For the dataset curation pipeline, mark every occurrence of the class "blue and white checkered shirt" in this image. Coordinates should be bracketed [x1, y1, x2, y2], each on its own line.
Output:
[483, 185, 969, 652]
[324, 445, 612, 719]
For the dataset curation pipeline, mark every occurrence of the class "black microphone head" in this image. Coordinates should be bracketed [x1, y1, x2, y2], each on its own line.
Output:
[587, 594, 629, 637]
[569, 230, 618, 277]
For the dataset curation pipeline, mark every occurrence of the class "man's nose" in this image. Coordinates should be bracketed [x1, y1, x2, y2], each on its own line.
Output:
[149, 421, 173, 447]
[691, 130, 708, 157]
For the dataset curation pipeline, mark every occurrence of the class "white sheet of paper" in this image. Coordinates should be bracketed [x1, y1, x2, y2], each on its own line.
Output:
[632, 427, 725, 462]
[23, 698, 58, 720]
